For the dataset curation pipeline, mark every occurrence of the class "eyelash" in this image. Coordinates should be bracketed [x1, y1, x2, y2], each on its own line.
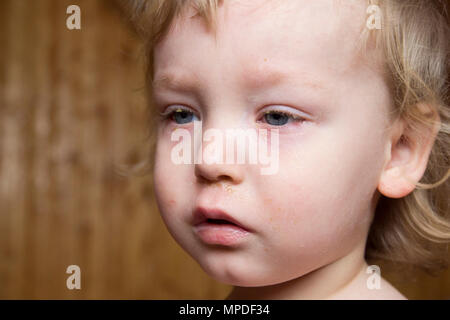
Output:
[158, 105, 306, 125]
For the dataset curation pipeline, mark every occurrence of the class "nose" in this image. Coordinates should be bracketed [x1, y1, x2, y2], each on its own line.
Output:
[194, 160, 245, 185]
[193, 100, 249, 185]
[194, 134, 245, 185]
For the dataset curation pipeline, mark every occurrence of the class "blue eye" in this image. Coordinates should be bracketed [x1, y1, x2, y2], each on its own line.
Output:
[260, 110, 305, 126]
[160, 106, 199, 124]
[173, 109, 194, 124]
[264, 111, 289, 126]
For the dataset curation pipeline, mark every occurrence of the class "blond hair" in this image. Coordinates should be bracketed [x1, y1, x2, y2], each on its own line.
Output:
[119, 0, 450, 274]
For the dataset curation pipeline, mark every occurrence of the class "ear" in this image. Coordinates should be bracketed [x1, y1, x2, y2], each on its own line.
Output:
[378, 103, 441, 199]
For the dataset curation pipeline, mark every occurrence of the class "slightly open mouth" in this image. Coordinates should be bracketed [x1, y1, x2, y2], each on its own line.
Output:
[206, 218, 237, 225]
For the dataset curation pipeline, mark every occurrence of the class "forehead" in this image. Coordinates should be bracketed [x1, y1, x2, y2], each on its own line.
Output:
[153, 0, 368, 85]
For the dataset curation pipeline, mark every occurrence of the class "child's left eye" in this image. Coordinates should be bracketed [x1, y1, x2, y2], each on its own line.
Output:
[258, 109, 306, 126]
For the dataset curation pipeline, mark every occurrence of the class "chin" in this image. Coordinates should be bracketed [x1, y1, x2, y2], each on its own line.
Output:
[197, 257, 289, 287]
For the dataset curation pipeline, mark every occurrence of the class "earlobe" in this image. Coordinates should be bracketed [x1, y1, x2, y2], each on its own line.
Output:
[378, 166, 416, 199]
[377, 103, 441, 199]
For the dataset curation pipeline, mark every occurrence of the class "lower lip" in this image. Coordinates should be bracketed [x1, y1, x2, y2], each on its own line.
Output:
[193, 222, 251, 246]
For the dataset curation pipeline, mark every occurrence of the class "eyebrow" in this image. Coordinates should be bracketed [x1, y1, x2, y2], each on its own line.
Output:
[152, 68, 325, 92]
[152, 72, 201, 92]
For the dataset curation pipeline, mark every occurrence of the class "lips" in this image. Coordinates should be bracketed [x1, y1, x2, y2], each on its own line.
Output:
[192, 206, 251, 232]
[192, 206, 252, 246]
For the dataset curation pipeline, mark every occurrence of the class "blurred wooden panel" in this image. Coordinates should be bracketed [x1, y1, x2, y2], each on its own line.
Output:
[0, 0, 448, 299]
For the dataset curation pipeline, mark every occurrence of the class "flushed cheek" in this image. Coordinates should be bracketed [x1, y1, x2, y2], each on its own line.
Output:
[257, 171, 319, 240]
[256, 189, 345, 277]
[153, 163, 195, 251]
[261, 187, 357, 268]
[153, 142, 193, 218]
[257, 142, 369, 248]
[263, 186, 330, 236]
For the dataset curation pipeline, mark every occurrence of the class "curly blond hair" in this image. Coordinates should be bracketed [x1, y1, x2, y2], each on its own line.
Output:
[119, 0, 450, 274]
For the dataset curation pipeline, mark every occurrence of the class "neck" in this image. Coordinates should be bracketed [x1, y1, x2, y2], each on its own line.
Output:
[226, 242, 369, 300]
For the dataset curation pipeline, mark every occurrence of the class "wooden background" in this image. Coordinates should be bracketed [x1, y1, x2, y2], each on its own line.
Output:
[0, 0, 448, 299]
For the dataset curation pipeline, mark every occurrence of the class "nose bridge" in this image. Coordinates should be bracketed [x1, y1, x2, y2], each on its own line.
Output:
[193, 48, 250, 184]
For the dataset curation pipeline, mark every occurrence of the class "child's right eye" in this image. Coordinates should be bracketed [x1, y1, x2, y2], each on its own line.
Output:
[159, 105, 200, 124]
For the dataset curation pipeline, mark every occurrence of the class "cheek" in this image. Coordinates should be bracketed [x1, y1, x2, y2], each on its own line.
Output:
[259, 125, 385, 250]
[153, 137, 192, 219]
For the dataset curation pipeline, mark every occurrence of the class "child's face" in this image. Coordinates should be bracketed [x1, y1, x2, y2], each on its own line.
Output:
[152, 0, 392, 286]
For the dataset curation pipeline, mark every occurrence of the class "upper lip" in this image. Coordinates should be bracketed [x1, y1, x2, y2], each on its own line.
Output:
[193, 206, 251, 232]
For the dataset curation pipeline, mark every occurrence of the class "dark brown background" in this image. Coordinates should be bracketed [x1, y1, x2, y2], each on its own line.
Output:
[0, 0, 448, 299]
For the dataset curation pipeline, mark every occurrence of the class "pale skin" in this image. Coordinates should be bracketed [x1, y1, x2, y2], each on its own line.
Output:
[151, 0, 440, 299]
